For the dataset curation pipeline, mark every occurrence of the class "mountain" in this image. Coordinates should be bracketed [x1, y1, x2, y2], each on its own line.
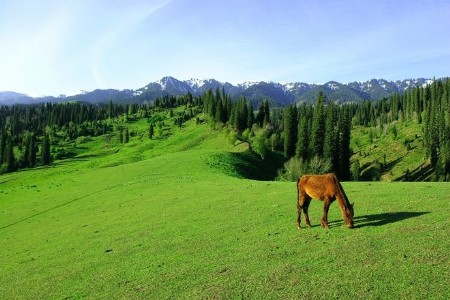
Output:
[0, 77, 438, 106]
[0, 92, 35, 105]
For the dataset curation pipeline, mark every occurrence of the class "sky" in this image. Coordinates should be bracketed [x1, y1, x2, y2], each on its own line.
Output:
[0, 0, 449, 96]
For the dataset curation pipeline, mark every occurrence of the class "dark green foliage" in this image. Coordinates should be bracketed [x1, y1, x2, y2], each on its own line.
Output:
[124, 127, 130, 143]
[28, 133, 37, 167]
[310, 92, 326, 157]
[233, 98, 248, 132]
[283, 105, 297, 158]
[247, 101, 255, 129]
[323, 102, 337, 168]
[0, 130, 6, 165]
[148, 123, 154, 139]
[256, 99, 270, 127]
[295, 114, 309, 160]
[41, 133, 51, 165]
[337, 109, 351, 180]
[6, 134, 15, 172]
[351, 159, 360, 181]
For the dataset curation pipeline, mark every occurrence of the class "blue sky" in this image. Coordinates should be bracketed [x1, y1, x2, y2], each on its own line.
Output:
[0, 0, 449, 96]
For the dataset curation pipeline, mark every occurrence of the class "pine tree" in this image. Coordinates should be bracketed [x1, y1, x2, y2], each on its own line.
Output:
[124, 127, 130, 143]
[28, 133, 36, 167]
[310, 92, 326, 158]
[256, 100, 270, 127]
[263, 100, 270, 126]
[247, 101, 254, 129]
[337, 109, 351, 180]
[148, 123, 154, 139]
[119, 128, 124, 144]
[295, 114, 309, 160]
[6, 134, 15, 172]
[41, 133, 51, 165]
[22, 132, 30, 168]
[323, 102, 336, 165]
[0, 130, 6, 165]
[283, 105, 297, 158]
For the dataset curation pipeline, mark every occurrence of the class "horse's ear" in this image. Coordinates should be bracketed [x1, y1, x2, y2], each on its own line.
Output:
[351, 202, 354, 207]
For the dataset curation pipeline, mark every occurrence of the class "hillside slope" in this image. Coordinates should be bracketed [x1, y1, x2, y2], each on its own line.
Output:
[1, 117, 448, 299]
[351, 121, 431, 181]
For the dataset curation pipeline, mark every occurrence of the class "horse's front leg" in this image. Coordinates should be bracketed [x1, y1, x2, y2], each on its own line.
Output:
[321, 198, 331, 228]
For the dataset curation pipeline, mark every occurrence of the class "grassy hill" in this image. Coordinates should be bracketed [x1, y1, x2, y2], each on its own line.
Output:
[1, 116, 449, 299]
[351, 120, 433, 181]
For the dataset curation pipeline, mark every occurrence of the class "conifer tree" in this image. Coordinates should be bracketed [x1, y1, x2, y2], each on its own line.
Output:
[310, 92, 326, 158]
[22, 132, 30, 168]
[148, 123, 154, 139]
[323, 102, 337, 170]
[0, 130, 6, 165]
[28, 133, 36, 167]
[119, 128, 124, 144]
[6, 134, 15, 172]
[337, 110, 351, 180]
[41, 133, 51, 165]
[295, 114, 309, 160]
[283, 105, 297, 158]
[247, 101, 254, 129]
[124, 127, 129, 143]
[263, 100, 270, 126]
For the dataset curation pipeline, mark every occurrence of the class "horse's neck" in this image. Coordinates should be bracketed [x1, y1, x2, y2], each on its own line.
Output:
[336, 182, 350, 209]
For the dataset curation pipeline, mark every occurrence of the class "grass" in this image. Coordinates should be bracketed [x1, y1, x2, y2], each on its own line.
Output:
[1, 117, 449, 299]
[351, 120, 431, 181]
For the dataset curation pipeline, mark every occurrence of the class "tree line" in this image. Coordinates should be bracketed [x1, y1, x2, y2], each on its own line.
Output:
[0, 94, 201, 174]
[1, 78, 449, 180]
[203, 78, 450, 181]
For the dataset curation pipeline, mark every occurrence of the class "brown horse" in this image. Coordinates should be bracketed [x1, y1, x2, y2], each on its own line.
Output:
[297, 173, 354, 229]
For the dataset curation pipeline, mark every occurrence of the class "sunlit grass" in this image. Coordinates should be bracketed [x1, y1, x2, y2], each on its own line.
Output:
[1, 118, 448, 299]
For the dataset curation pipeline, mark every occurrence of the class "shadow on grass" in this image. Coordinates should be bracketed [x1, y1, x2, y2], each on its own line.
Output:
[209, 149, 285, 181]
[326, 211, 430, 229]
[353, 211, 430, 228]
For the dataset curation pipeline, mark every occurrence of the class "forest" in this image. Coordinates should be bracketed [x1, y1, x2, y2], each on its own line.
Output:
[0, 78, 449, 181]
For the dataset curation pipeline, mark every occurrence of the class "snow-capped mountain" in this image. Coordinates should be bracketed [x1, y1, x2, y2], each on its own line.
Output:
[0, 77, 440, 106]
[134, 76, 437, 105]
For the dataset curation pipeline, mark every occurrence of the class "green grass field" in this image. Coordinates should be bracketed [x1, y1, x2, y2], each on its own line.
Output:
[1, 118, 449, 299]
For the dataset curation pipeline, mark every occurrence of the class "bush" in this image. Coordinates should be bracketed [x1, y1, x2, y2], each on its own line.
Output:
[250, 128, 269, 159]
[75, 136, 91, 145]
[277, 156, 332, 182]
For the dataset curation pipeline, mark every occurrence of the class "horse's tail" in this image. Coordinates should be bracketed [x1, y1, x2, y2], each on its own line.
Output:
[296, 177, 300, 206]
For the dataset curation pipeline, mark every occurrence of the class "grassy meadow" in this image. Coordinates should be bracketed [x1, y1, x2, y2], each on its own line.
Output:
[1, 117, 449, 299]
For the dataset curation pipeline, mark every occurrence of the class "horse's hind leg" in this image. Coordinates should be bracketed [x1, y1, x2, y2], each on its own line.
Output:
[296, 201, 302, 229]
[302, 197, 312, 228]
[321, 198, 331, 229]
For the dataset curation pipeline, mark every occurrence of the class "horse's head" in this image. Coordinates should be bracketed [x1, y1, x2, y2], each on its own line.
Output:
[343, 203, 354, 228]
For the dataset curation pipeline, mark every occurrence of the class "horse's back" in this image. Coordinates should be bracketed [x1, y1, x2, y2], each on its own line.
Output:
[298, 173, 338, 199]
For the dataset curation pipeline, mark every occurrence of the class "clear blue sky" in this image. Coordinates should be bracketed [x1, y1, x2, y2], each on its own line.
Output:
[1, 0, 449, 96]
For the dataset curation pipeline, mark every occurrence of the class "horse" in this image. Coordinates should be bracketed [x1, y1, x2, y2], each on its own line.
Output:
[296, 173, 354, 229]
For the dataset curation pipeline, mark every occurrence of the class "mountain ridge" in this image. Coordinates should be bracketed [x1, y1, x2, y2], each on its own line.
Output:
[0, 77, 438, 106]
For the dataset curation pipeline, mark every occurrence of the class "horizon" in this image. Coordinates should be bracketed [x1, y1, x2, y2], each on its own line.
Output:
[0, 75, 441, 98]
[1, 0, 449, 97]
